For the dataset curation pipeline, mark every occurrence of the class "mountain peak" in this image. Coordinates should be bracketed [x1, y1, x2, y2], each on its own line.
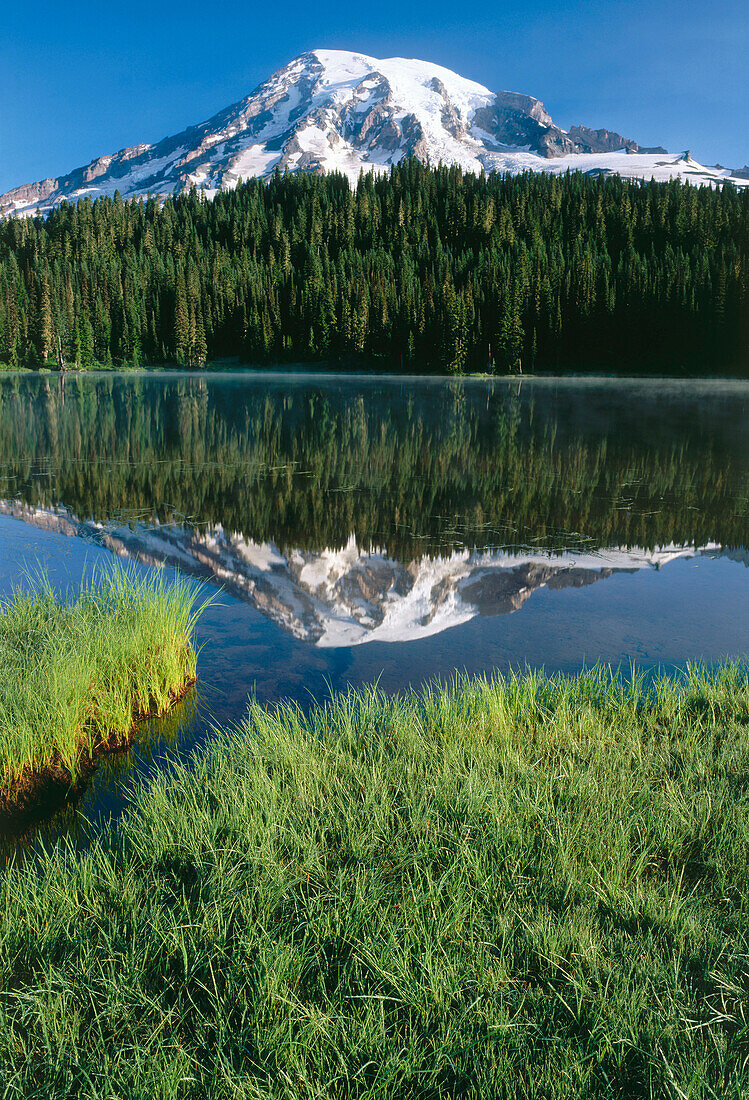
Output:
[2, 50, 745, 217]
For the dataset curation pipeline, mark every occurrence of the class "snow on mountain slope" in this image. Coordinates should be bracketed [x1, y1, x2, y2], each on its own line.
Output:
[2, 48, 746, 217]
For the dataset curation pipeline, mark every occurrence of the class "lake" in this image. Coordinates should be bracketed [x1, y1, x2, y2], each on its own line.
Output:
[1, 371, 747, 847]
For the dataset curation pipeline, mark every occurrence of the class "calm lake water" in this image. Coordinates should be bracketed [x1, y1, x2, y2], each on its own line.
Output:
[1, 371, 747, 848]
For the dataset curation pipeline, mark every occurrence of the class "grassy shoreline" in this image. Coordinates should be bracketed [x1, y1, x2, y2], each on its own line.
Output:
[1, 664, 748, 1096]
[0, 566, 202, 815]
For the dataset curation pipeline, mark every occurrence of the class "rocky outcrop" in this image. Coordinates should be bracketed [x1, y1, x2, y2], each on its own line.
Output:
[471, 92, 573, 156]
[567, 124, 639, 154]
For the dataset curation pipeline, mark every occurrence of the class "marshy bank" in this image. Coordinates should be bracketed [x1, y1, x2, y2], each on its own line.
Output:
[1, 664, 748, 1097]
[0, 566, 203, 825]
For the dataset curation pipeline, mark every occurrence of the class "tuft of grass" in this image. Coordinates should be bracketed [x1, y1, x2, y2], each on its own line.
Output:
[0, 564, 203, 795]
[1, 664, 749, 1096]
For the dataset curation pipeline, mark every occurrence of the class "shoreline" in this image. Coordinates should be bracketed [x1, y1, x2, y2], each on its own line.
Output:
[2, 363, 749, 384]
[0, 676, 197, 833]
[0, 566, 204, 830]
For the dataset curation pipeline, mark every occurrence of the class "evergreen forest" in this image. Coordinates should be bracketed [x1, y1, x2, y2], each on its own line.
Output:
[0, 160, 747, 373]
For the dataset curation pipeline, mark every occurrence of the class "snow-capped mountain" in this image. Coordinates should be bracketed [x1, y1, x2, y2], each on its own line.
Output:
[2, 49, 746, 216]
[0, 500, 725, 646]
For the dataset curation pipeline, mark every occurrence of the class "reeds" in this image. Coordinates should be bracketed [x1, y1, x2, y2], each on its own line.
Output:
[1, 664, 748, 1096]
[0, 564, 202, 797]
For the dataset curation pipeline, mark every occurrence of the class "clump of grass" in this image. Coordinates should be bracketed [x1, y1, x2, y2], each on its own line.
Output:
[1, 664, 748, 1097]
[0, 564, 202, 799]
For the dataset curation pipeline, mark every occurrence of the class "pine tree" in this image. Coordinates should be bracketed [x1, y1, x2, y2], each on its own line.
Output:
[173, 274, 190, 365]
[35, 275, 54, 365]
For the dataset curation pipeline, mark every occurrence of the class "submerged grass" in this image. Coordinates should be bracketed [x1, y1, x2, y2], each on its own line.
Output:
[0, 565, 202, 800]
[1, 664, 748, 1097]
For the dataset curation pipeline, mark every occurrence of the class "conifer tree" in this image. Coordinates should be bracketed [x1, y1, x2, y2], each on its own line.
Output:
[0, 163, 745, 374]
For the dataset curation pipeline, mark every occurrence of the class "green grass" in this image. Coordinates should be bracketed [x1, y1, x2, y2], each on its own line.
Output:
[0, 565, 202, 795]
[1, 664, 748, 1097]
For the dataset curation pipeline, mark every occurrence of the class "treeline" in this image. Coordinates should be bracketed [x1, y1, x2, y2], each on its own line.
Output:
[0, 160, 748, 373]
[0, 374, 745, 555]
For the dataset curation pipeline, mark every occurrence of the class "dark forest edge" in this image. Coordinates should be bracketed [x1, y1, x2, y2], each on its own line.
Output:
[1, 160, 747, 375]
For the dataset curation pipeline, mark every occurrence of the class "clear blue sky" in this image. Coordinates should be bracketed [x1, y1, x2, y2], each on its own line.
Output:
[1, 0, 747, 193]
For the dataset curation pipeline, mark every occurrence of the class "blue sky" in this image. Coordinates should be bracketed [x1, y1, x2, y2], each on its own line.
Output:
[1, 0, 747, 193]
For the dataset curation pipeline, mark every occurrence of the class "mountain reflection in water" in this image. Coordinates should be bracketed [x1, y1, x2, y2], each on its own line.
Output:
[0, 371, 746, 647]
[0, 502, 730, 646]
[0, 372, 746, 559]
[0, 372, 747, 848]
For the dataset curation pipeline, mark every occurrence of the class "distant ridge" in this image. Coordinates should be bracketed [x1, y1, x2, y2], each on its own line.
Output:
[2, 48, 746, 216]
